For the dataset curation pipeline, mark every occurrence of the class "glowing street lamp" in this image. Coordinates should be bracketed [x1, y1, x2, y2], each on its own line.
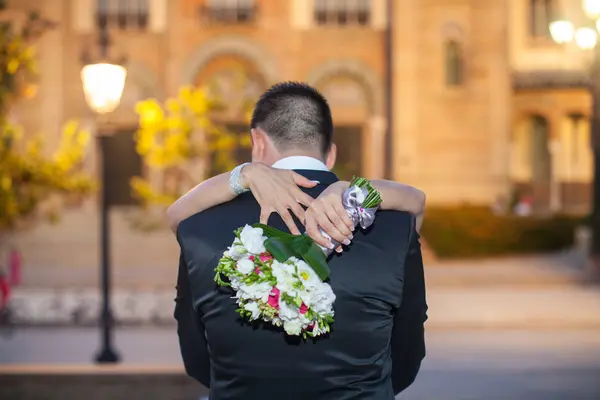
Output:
[80, 16, 127, 364]
[549, 20, 575, 44]
[584, 0, 600, 19]
[81, 62, 127, 114]
[575, 27, 598, 49]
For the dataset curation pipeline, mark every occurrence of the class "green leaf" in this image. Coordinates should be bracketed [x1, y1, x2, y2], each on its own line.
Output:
[263, 235, 331, 281]
[252, 223, 296, 239]
[288, 235, 312, 255]
[254, 224, 331, 281]
[301, 242, 330, 281]
[264, 237, 296, 262]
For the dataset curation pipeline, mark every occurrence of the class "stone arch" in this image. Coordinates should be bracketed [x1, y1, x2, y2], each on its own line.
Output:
[180, 36, 279, 86]
[306, 59, 384, 116]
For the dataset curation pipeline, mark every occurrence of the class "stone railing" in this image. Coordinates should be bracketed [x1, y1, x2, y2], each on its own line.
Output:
[5, 289, 177, 326]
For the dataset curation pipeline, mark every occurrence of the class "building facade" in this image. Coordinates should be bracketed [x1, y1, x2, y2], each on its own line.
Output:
[6, 0, 593, 279]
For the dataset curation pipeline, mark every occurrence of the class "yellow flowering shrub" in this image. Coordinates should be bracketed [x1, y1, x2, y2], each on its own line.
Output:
[0, 6, 95, 231]
[132, 85, 251, 206]
[0, 120, 96, 230]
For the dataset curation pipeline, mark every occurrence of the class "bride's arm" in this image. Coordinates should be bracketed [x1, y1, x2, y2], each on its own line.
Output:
[304, 180, 426, 249]
[166, 171, 239, 232]
[166, 163, 317, 233]
[371, 180, 426, 231]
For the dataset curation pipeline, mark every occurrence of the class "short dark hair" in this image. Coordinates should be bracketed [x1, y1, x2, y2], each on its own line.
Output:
[250, 81, 333, 154]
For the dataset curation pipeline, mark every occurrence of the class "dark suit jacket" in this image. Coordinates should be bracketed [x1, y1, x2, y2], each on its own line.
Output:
[175, 170, 427, 400]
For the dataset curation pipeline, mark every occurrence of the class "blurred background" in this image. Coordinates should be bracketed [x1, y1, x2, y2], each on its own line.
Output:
[1, 0, 600, 399]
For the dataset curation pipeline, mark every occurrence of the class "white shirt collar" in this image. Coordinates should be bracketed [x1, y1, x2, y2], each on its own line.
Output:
[271, 156, 329, 171]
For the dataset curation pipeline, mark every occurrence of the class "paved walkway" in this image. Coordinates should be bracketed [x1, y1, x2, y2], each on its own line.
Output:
[1, 328, 599, 399]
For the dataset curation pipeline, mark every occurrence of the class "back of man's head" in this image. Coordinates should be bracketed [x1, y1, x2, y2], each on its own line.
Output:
[250, 81, 333, 155]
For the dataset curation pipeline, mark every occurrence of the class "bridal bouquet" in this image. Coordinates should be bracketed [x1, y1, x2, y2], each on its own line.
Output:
[214, 177, 383, 338]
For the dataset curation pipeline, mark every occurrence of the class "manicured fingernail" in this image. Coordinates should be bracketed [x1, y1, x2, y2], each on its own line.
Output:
[343, 239, 351, 245]
[328, 242, 335, 249]
[336, 248, 343, 253]
[348, 233, 353, 240]
[311, 180, 320, 184]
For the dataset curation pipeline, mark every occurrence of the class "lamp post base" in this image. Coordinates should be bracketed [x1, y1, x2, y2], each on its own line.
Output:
[95, 347, 121, 364]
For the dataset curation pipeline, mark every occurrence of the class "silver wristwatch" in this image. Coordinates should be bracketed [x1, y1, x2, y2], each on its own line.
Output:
[229, 162, 250, 195]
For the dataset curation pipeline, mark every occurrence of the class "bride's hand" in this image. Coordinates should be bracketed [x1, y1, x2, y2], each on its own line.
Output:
[305, 181, 355, 251]
[241, 163, 317, 235]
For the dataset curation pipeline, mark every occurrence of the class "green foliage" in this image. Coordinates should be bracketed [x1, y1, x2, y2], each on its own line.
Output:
[421, 206, 581, 259]
[132, 84, 252, 207]
[0, 6, 95, 232]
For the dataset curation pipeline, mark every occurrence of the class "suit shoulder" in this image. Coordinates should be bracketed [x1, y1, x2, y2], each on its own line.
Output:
[178, 195, 256, 232]
[376, 209, 415, 228]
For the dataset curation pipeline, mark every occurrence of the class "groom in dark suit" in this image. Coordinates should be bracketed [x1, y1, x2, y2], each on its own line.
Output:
[175, 82, 427, 399]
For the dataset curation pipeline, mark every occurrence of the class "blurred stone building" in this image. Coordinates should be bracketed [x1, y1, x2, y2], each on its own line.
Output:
[6, 0, 593, 279]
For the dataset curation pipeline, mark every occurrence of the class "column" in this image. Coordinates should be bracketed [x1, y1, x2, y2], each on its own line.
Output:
[549, 139, 562, 212]
[368, 115, 387, 179]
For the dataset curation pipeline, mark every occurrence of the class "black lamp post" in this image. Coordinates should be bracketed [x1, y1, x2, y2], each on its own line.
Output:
[80, 15, 127, 363]
[549, 4, 600, 277]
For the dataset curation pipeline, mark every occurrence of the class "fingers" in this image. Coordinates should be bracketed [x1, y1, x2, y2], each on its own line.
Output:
[333, 202, 354, 232]
[305, 212, 333, 249]
[277, 206, 301, 235]
[259, 208, 273, 225]
[324, 207, 353, 238]
[288, 201, 306, 225]
[292, 172, 318, 189]
[315, 211, 350, 245]
[295, 191, 315, 208]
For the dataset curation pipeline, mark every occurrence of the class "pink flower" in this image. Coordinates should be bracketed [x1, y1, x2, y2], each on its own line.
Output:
[307, 322, 315, 331]
[299, 303, 309, 315]
[254, 266, 261, 274]
[248, 255, 255, 261]
[258, 252, 273, 263]
[267, 287, 280, 310]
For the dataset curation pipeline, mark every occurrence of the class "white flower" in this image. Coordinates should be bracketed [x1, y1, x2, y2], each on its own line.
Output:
[239, 225, 266, 254]
[271, 260, 293, 280]
[283, 319, 304, 336]
[272, 261, 298, 296]
[236, 257, 255, 275]
[230, 276, 241, 290]
[236, 281, 272, 302]
[243, 301, 261, 321]
[311, 320, 330, 336]
[296, 260, 321, 289]
[306, 283, 336, 314]
[278, 298, 299, 321]
[224, 244, 246, 260]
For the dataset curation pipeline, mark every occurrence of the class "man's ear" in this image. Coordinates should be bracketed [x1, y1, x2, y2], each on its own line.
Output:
[251, 128, 266, 162]
[325, 143, 337, 170]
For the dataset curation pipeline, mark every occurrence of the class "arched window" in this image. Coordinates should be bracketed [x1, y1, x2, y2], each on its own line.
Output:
[530, 0, 555, 38]
[445, 40, 463, 86]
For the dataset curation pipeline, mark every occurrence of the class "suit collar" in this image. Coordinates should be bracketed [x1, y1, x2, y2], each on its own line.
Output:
[293, 169, 339, 186]
[272, 156, 329, 171]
